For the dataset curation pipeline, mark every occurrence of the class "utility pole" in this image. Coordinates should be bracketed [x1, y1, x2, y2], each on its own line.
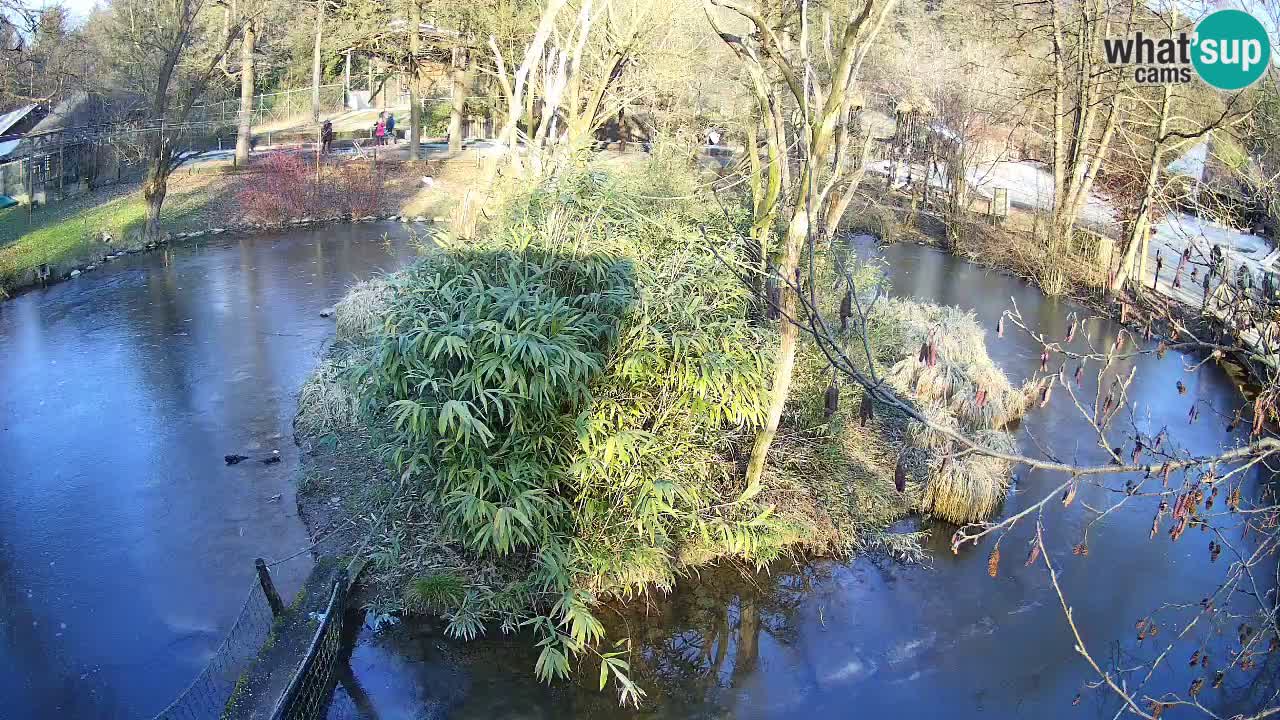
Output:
[311, 0, 325, 125]
[235, 17, 256, 166]
[408, 0, 421, 160]
[344, 51, 351, 108]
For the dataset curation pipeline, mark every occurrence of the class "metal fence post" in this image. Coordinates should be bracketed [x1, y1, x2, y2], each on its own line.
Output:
[256, 558, 285, 617]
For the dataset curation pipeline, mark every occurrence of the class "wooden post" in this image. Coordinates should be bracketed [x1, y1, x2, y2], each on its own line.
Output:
[57, 133, 65, 201]
[255, 558, 286, 616]
[1096, 235, 1116, 279]
[344, 51, 352, 107]
[1137, 223, 1152, 282]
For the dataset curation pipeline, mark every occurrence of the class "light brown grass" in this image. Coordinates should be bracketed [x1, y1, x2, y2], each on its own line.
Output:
[334, 277, 392, 342]
[874, 298, 1030, 524]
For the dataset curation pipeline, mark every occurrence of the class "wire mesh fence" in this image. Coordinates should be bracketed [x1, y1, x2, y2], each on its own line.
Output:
[201, 85, 346, 128]
[150, 579, 276, 720]
[269, 570, 350, 720]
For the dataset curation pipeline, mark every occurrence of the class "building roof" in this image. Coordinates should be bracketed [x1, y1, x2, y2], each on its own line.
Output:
[0, 104, 38, 137]
[1166, 140, 1209, 183]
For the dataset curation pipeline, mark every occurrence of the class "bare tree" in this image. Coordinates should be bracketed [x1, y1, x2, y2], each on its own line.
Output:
[105, 0, 242, 241]
[707, 0, 898, 499]
[988, 0, 1136, 294]
[488, 0, 653, 175]
[234, 12, 255, 165]
[0, 3, 85, 106]
[1106, 80, 1250, 292]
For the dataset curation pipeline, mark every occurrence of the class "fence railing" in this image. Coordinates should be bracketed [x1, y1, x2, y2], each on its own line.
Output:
[269, 569, 350, 720]
[200, 85, 346, 128]
[148, 560, 359, 720]
[150, 578, 277, 720]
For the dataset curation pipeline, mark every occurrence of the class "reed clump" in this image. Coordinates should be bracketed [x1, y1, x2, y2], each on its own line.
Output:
[874, 298, 1032, 523]
[334, 277, 391, 342]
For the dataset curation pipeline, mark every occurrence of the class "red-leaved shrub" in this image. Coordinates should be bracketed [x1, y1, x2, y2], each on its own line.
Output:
[236, 152, 316, 223]
[236, 153, 386, 223]
[328, 162, 382, 220]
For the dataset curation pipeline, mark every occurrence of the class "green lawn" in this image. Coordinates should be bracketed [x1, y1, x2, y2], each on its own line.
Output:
[0, 184, 217, 290]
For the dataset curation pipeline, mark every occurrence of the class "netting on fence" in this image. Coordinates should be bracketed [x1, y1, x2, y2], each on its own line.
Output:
[270, 572, 350, 720]
[202, 85, 346, 128]
[151, 579, 276, 720]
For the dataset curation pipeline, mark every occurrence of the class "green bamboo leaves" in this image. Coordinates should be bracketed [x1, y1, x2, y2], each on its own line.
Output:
[350, 166, 771, 706]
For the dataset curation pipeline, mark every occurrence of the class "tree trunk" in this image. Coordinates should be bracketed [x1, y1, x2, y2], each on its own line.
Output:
[448, 46, 468, 153]
[235, 18, 256, 166]
[312, 0, 324, 125]
[745, 119, 764, 310]
[742, 208, 808, 497]
[1043, 209, 1075, 295]
[719, 0, 897, 499]
[493, 0, 567, 174]
[408, 0, 421, 160]
[142, 165, 168, 242]
[1111, 86, 1172, 293]
[1112, 214, 1151, 292]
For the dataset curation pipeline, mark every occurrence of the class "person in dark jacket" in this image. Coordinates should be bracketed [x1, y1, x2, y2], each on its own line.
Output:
[385, 112, 396, 144]
[321, 120, 334, 154]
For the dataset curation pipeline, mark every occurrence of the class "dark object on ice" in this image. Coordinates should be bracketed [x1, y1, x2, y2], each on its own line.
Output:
[261, 456, 282, 465]
[225, 454, 250, 465]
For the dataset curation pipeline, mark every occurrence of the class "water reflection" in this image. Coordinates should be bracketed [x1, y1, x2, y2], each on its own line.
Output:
[327, 242, 1276, 720]
[0, 223, 421, 719]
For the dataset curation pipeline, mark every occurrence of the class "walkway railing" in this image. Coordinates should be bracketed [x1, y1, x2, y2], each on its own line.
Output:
[150, 578, 277, 720]
[148, 558, 357, 720]
[269, 570, 351, 720]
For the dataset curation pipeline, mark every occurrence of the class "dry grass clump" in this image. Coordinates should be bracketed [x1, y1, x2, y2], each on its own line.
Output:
[295, 347, 371, 437]
[871, 297, 1030, 524]
[841, 198, 901, 243]
[905, 404, 959, 450]
[951, 218, 1107, 294]
[334, 277, 392, 342]
[919, 430, 1017, 523]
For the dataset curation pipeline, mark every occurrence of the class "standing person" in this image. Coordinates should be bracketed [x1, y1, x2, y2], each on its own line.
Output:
[374, 112, 387, 146]
[385, 112, 396, 145]
[321, 120, 334, 154]
[1174, 246, 1189, 288]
